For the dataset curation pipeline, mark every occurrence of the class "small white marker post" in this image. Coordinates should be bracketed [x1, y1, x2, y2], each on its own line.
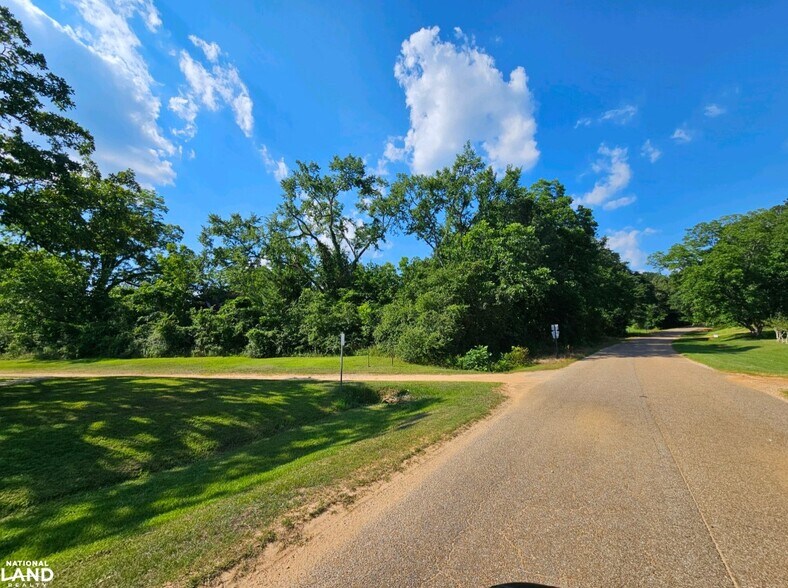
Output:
[551, 324, 560, 358]
[339, 332, 345, 389]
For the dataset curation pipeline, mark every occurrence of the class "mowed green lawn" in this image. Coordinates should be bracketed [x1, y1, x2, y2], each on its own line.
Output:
[673, 327, 788, 376]
[0, 377, 501, 587]
[0, 354, 462, 376]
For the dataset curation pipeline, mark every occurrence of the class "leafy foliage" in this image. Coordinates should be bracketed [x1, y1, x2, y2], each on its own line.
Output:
[457, 345, 492, 371]
[630, 272, 682, 329]
[0, 169, 180, 356]
[271, 155, 399, 294]
[652, 203, 787, 335]
[0, 7, 94, 248]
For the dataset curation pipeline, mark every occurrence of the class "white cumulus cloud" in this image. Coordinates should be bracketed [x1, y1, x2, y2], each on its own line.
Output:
[606, 228, 656, 270]
[386, 26, 538, 174]
[575, 144, 635, 210]
[640, 139, 661, 163]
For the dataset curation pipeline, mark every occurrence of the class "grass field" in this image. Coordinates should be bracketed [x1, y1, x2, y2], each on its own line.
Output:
[0, 377, 501, 586]
[0, 354, 464, 376]
[673, 327, 788, 376]
[0, 343, 615, 377]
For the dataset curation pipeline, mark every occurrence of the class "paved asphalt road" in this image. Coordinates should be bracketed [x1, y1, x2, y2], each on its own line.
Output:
[255, 330, 788, 588]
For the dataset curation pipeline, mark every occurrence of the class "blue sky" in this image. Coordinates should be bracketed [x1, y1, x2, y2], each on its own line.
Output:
[9, 0, 788, 269]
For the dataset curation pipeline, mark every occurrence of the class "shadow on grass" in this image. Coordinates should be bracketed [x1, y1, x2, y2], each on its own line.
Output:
[673, 342, 759, 354]
[0, 383, 438, 559]
[0, 378, 386, 517]
[574, 329, 764, 361]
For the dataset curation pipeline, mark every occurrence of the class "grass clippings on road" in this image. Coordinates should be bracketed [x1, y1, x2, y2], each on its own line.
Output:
[0, 377, 502, 587]
[673, 327, 788, 376]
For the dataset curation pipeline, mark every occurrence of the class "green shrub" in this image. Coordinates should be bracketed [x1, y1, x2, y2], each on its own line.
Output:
[137, 313, 193, 358]
[245, 327, 278, 358]
[295, 290, 361, 354]
[503, 345, 530, 366]
[191, 298, 259, 356]
[457, 345, 492, 371]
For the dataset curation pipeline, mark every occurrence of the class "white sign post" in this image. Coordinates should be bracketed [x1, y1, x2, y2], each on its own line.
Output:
[550, 324, 560, 358]
[339, 332, 345, 388]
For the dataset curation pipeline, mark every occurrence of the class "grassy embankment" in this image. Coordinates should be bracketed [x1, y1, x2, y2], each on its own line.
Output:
[673, 327, 788, 376]
[0, 377, 502, 586]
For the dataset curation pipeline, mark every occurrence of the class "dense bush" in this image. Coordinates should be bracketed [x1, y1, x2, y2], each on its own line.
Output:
[457, 345, 492, 371]
[244, 327, 279, 358]
[136, 313, 193, 358]
[191, 298, 259, 356]
[505, 346, 530, 366]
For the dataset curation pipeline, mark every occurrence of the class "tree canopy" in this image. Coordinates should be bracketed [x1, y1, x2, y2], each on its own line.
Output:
[652, 203, 787, 336]
[0, 6, 94, 249]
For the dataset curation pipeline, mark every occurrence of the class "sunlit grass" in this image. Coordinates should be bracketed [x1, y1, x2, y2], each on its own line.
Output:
[0, 355, 462, 376]
[626, 326, 661, 336]
[0, 339, 621, 377]
[0, 377, 501, 586]
[673, 327, 788, 376]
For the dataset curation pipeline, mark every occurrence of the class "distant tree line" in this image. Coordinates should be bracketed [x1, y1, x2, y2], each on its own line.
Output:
[0, 7, 783, 364]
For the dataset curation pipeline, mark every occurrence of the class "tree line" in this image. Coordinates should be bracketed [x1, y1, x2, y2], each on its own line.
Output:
[1, 7, 784, 365]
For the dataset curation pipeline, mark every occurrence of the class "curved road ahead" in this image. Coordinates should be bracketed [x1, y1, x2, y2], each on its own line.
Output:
[253, 330, 788, 588]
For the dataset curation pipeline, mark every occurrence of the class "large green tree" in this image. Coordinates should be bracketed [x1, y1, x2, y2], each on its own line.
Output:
[630, 272, 682, 329]
[391, 143, 498, 256]
[272, 155, 400, 294]
[0, 6, 94, 250]
[376, 147, 636, 364]
[652, 203, 787, 336]
[0, 169, 181, 356]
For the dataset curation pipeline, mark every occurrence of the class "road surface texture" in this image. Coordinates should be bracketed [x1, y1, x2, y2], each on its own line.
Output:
[246, 330, 788, 588]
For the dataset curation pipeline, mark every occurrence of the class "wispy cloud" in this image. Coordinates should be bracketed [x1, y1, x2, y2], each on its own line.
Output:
[170, 39, 254, 139]
[671, 127, 693, 143]
[599, 105, 638, 124]
[575, 144, 635, 210]
[704, 103, 726, 117]
[260, 146, 289, 181]
[10, 0, 177, 184]
[576, 104, 637, 128]
[188, 34, 221, 62]
[385, 26, 538, 174]
[8, 0, 283, 185]
[640, 139, 661, 163]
